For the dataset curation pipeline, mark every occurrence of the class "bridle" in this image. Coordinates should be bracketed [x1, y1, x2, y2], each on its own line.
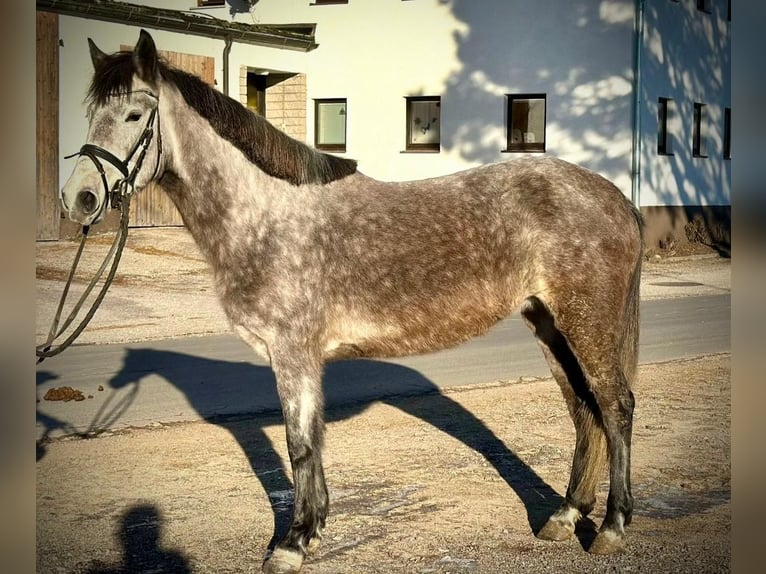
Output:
[36, 89, 162, 363]
[65, 89, 162, 215]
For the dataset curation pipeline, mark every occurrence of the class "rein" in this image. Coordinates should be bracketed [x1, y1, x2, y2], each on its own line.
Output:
[36, 91, 161, 363]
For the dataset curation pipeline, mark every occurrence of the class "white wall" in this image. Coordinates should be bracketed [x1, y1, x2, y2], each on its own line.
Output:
[638, 0, 731, 207]
[242, 0, 637, 189]
[62, 0, 722, 204]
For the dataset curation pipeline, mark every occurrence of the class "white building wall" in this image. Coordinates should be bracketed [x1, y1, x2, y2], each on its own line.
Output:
[246, 0, 637, 190]
[638, 0, 731, 207]
[55, 0, 731, 211]
[57, 0, 637, 194]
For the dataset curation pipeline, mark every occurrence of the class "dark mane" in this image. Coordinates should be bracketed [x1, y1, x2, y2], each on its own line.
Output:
[87, 52, 357, 186]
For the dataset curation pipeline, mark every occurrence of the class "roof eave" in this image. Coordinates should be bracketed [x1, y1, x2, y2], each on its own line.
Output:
[36, 0, 319, 52]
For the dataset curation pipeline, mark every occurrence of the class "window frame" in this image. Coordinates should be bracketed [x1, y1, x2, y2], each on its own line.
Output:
[657, 97, 675, 156]
[196, 0, 225, 7]
[503, 93, 547, 153]
[314, 98, 347, 153]
[404, 96, 441, 153]
[692, 102, 708, 158]
[312, 0, 348, 5]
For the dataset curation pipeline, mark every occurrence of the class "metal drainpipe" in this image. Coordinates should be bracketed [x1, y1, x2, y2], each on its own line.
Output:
[630, 0, 646, 208]
[223, 35, 233, 97]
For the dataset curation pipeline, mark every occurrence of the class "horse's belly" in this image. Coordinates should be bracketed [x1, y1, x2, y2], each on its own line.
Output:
[323, 302, 510, 361]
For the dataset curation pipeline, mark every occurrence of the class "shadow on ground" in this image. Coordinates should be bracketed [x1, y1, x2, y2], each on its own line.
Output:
[38, 348, 590, 570]
[83, 504, 192, 574]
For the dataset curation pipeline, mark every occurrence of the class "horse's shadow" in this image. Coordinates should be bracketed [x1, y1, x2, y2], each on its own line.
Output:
[83, 348, 598, 552]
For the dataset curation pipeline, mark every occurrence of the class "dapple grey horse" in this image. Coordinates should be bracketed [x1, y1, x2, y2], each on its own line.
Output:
[60, 30, 643, 574]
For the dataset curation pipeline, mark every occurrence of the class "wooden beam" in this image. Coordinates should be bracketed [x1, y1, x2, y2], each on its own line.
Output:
[36, 10, 60, 241]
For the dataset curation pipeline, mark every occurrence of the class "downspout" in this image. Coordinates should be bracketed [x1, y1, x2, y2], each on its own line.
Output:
[630, 0, 646, 208]
[222, 35, 233, 97]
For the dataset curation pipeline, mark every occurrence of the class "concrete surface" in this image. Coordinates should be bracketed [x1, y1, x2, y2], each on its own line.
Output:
[34, 227, 731, 441]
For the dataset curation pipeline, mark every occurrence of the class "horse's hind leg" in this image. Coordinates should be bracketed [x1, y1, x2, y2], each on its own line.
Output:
[521, 297, 607, 541]
[521, 295, 635, 554]
[263, 352, 328, 574]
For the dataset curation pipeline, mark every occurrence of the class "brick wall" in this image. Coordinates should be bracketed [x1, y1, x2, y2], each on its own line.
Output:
[266, 74, 307, 143]
[239, 66, 248, 107]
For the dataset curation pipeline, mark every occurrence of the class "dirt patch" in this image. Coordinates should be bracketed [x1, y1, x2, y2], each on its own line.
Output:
[37, 355, 730, 573]
[129, 243, 206, 263]
[644, 239, 718, 260]
[35, 265, 70, 282]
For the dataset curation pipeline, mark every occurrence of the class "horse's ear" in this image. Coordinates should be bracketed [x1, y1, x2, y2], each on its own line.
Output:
[88, 38, 106, 70]
[133, 29, 159, 83]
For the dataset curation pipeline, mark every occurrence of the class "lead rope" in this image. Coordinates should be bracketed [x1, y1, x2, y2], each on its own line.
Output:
[35, 192, 132, 363]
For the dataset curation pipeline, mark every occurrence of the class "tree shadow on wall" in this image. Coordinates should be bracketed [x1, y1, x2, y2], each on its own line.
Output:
[437, 0, 730, 254]
[638, 0, 731, 255]
[438, 0, 636, 178]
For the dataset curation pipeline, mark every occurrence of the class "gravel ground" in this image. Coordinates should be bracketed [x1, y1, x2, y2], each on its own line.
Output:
[36, 354, 730, 574]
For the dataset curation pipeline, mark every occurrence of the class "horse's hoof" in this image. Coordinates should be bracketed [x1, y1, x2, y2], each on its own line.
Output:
[537, 517, 575, 541]
[262, 548, 304, 574]
[537, 505, 580, 541]
[589, 529, 626, 555]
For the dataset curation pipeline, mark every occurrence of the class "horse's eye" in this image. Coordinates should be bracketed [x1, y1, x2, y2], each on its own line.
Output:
[126, 111, 142, 122]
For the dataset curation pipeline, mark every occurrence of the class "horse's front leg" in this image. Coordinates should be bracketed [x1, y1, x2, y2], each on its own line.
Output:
[263, 353, 328, 574]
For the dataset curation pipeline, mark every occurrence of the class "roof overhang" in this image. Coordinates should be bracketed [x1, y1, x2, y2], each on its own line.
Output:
[37, 0, 319, 52]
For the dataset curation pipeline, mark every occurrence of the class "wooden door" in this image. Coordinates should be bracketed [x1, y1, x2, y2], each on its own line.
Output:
[121, 47, 215, 227]
[36, 11, 60, 240]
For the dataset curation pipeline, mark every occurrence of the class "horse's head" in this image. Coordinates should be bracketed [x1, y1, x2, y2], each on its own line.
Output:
[61, 30, 164, 226]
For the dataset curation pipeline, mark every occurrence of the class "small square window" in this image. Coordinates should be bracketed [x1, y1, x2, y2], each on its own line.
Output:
[657, 97, 676, 155]
[723, 107, 731, 160]
[692, 102, 708, 158]
[504, 94, 546, 153]
[197, 0, 225, 6]
[405, 96, 440, 152]
[315, 99, 347, 152]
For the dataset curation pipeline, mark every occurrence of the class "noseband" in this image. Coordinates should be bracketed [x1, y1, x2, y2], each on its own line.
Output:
[65, 89, 162, 215]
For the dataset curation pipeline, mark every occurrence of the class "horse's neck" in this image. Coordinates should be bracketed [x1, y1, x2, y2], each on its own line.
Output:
[157, 90, 291, 262]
